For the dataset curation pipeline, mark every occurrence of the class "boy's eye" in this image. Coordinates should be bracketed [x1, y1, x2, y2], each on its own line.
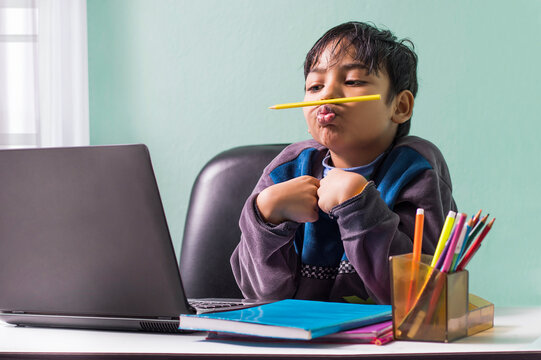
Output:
[306, 84, 323, 92]
[345, 80, 367, 86]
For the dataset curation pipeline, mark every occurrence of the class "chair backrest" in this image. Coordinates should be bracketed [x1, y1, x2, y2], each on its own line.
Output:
[179, 144, 287, 299]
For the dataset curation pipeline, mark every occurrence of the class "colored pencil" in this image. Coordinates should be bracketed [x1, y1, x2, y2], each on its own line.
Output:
[412, 209, 424, 263]
[471, 209, 482, 227]
[269, 94, 381, 109]
[461, 214, 489, 257]
[456, 218, 495, 271]
[448, 221, 468, 272]
[435, 222, 459, 270]
[440, 213, 466, 273]
[451, 219, 472, 272]
[407, 209, 425, 310]
[430, 211, 456, 268]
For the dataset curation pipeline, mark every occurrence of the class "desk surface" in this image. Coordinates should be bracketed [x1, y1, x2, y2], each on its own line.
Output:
[1, 307, 540, 360]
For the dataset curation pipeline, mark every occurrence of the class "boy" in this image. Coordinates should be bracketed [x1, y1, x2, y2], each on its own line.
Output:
[231, 22, 456, 305]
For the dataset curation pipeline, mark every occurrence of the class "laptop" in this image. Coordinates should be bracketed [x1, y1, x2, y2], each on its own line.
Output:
[0, 144, 261, 332]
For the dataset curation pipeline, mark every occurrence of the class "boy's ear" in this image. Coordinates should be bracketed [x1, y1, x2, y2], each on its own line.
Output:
[391, 90, 414, 124]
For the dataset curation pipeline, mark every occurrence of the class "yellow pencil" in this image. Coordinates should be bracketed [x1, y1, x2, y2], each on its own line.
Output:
[269, 94, 381, 109]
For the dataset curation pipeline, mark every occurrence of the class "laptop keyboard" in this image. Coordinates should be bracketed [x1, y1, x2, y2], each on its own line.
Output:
[188, 299, 246, 310]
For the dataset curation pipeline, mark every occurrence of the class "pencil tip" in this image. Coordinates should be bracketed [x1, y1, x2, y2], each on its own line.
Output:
[269, 106, 276, 109]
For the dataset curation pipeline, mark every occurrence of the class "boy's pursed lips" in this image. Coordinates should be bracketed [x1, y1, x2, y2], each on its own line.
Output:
[316, 104, 336, 125]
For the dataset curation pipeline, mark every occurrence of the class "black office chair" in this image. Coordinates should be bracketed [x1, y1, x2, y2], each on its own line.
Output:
[179, 144, 287, 299]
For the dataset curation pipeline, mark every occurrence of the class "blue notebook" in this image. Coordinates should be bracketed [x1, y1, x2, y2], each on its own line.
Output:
[179, 299, 392, 340]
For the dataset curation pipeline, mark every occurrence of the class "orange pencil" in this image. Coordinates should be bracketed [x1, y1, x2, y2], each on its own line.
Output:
[471, 209, 482, 227]
[413, 209, 424, 263]
[406, 209, 424, 310]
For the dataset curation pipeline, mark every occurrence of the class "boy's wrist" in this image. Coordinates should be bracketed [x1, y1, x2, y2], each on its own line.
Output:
[255, 191, 283, 225]
[318, 169, 368, 213]
[339, 176, 369, 204]
[252, 196, 300, 235]
[328, 182, 390, 230]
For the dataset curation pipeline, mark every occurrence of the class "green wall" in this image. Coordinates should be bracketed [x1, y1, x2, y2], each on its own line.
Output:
[87, 0, 541, 306]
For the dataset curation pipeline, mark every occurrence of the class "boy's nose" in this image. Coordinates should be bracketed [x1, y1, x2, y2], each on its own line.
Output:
[320, 82, 343, 100]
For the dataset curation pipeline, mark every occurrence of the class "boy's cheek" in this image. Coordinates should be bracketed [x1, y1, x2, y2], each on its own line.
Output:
[303, 107, 309, 119]
[303, 106, 316, 121]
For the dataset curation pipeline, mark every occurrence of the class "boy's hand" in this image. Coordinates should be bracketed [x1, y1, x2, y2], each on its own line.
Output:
[256, 176, 320, 225]
[317, 169, 368, 214]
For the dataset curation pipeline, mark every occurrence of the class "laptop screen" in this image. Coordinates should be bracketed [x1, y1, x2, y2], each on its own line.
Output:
[0, 144, 193, 324]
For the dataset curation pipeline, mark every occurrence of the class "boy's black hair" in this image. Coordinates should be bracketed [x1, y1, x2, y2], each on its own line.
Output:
[304, 22, 418, 138]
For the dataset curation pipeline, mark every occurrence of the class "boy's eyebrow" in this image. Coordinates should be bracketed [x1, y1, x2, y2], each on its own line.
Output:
[341, 63, 369, 72]
[308, 62, 369, 75]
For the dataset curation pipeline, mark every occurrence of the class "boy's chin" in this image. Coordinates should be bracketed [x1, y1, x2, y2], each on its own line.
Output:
[311, 132, 341, 150]
[313, 139, 344, 155]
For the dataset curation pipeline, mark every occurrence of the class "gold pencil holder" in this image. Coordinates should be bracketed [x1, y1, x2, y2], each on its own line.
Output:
[390, 253, 494, 342]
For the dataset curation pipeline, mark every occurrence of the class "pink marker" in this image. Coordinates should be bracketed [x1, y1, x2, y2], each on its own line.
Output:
[440, 213, 467, 273]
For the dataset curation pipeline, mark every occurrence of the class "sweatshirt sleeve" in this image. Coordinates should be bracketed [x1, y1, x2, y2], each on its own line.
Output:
[230, 192, 300, 300]
[330, 163, 456, 304]
[230, 143, 315, 300]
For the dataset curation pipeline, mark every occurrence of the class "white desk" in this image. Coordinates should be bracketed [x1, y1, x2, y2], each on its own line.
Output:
[1, 307, 540, 359]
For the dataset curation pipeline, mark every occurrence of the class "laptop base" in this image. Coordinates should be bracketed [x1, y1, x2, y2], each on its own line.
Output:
[0, 312, 185, 333]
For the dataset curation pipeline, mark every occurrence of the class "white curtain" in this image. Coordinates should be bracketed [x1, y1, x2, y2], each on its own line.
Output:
[0, 0, 88, 149]
[38, 0, 88, 147]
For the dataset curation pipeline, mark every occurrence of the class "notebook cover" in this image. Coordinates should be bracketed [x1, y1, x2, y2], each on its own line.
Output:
[179, 299, 392, 340]
[324, 320, 393, 338]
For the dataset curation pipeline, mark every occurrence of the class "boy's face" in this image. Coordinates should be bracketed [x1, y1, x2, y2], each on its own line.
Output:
[303, 43, 404, 167]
